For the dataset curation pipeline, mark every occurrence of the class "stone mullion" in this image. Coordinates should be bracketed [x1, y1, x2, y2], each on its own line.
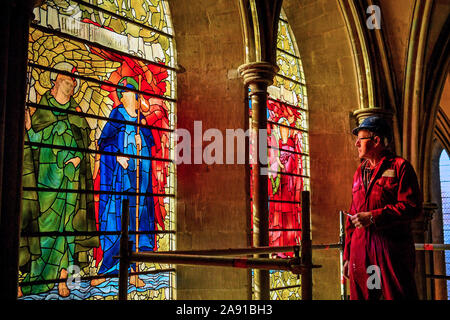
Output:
[238, 62, 278, 300]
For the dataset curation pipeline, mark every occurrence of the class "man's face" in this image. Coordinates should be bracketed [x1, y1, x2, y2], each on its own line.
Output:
[121, 91, 137, 109]
[280, 125, 289, 142]
[55, 74, 76, 96]
[355, 129, 375, 159]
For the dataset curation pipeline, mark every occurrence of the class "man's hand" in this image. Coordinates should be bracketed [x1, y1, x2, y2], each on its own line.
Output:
[343, 260, 350, 279]
[135, 134, 142, 152]
[117, 156, 129, 169]
[350, 211, 373, 228]
[65, 156, 81, 168]
[25, 108, 32, 131]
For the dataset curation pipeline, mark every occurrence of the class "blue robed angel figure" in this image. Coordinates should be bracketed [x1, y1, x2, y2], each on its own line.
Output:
[92, 77, 155, 288]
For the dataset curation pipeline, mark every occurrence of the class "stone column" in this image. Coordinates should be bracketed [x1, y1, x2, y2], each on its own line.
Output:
[238, 62, 277, 300]
[0, 0, 37, 300]
[412, 202, 437, 299]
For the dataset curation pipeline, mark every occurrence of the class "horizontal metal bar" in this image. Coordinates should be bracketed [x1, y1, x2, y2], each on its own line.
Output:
[24, 140, 174, 164]
[128, 252, 320, 274]
[276, 47, 301, 60]
[268, 98, 308, 113]
[21, 230, 175, 237]
[270, 284, 301, 291]
[73, 0, 174, 39]
[157, 244, 340, 257]
[129, 253, 293, 270]
[268, 145, 309, 157]
[22, 186, 175, 198]
[30, 24, 179, 72]
[425, 274, 450, 280]
[267, 199, 302, 205]
[266, 169, 310, 179]
[28, 62, 177, 103]
[275, 73, 306, 87]
[414, 243, 450, 251]
[19, 268, 175, 287]
[157, 246, 301, 256]
[312, 243, 341, 250]
[26, 102, 174, 133]
[268, 119, 308, 134]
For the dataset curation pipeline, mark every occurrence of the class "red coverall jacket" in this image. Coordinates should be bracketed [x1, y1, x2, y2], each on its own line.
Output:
[344, 151, 422, 300]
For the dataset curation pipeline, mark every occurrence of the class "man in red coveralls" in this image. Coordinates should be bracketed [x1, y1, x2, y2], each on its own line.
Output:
[343, 116, 422, 300]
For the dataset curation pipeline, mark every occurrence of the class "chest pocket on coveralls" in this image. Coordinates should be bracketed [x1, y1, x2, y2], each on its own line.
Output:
[352, 179, 362, 194]
[373, 176, 399, 202]
[352, 180, 364, 212]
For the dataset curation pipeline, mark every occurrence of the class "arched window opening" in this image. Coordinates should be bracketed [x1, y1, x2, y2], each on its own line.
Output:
[250, 9, 309, 300]
[19, 0, 176, 300]
[439, 149, 450, 299]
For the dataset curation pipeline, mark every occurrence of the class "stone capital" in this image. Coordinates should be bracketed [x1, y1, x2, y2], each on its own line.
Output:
[422, 201, 438, 230]
[353, 108, 394, 125]
[412, 202, 438, 239]
[237, 62, 279, 87]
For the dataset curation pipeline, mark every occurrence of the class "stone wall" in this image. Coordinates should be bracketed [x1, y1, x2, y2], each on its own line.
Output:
[171, 0, 250, 300]
[170, 0, 362, 300]
[284, 0, 360, 299]
[168, 0, 428, 300]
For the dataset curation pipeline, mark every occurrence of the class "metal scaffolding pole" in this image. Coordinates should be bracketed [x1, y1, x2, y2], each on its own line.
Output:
[117, 238, 321, 300]
[128, 252, 319, 275]
[156, 244, 340, 257]
[116, 193, 323, 300]
[118, 199, 131, 301]
[157, 246, 299, 256]
[339, 210, 348, 300]
[301, 191, 312, 300]
[415, 243, 450, 251]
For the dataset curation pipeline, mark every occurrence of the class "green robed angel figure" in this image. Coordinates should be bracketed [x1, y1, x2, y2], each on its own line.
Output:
[19, 62, 98, 298]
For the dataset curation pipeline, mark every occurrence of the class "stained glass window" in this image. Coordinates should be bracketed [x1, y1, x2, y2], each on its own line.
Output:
[19, 0, 176, 300]
[439, 149, 450, 299]
[250, 9, 309, 300]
